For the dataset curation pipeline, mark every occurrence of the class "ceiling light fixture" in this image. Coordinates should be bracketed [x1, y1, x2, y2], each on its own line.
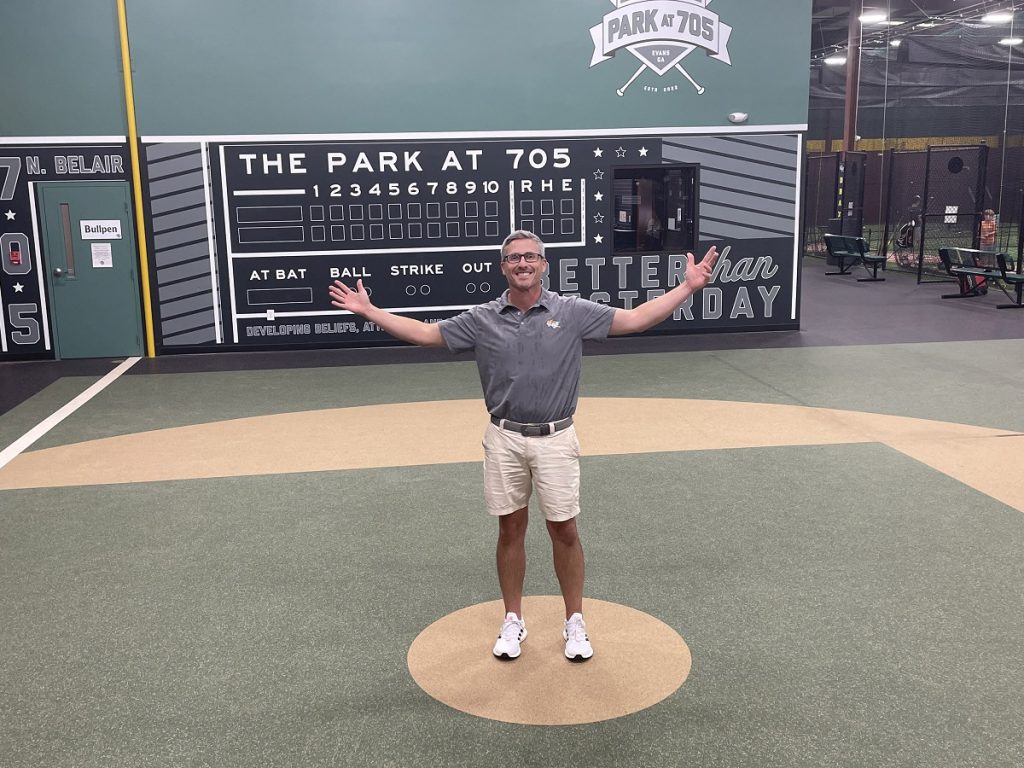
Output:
[998, 37, 1023, 45]
[824, 55, 848, 65]
[982, 12, 1015, 24]
[858, 12, 888, 24]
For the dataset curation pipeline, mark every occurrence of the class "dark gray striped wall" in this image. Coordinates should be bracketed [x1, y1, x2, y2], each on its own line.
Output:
[145, 143, 220, 346]
[662, 135, 800, 242]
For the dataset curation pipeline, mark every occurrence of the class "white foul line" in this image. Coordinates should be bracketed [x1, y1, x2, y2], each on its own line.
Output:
[0, 356, 140, 472]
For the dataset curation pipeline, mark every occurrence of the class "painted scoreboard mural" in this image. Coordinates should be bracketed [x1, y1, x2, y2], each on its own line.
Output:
[0, 1, 811, 359]
[141, 132, 801, 350]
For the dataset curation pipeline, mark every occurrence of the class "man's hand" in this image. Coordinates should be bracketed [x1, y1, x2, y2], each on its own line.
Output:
[329, 279, 373, 317]
[684, 246, 719, 292]
[608, 244, 722, 336]
[326, 278, 445, 347]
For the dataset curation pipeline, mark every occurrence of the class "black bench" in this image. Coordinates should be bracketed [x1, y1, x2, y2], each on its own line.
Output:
[938, 247, 1002, 299]
[937, 246, 995, 296]
[823, 234, 886, 281]
[995, 253, 1024, 309]
[952, 247, 1003, 270]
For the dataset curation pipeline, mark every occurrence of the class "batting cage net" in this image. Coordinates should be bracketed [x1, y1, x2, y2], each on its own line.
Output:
[802, 154, 839, 259]
[917, 145, 988, 281]
[880, 150, 928, 272]
[808, 8, 1024, 276]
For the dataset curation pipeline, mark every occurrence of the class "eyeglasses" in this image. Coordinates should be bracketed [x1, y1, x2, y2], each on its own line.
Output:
[503, 252, 545, 264]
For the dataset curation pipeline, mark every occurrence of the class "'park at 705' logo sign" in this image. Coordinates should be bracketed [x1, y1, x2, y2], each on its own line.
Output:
[590, 0, 732, 96]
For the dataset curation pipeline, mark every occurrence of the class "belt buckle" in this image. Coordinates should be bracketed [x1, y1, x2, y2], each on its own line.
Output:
[522, 424, 547, 437]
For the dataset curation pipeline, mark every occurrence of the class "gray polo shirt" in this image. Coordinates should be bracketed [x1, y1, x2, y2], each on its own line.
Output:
[439, 289, 617, 423]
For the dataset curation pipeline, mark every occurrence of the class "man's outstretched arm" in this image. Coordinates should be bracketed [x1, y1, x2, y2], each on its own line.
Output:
[609, 246, 719, 336]
[328, 279, 446, 347]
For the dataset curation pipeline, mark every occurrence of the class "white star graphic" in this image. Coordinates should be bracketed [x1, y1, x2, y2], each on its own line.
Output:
[638, 147, 649, 157]
[593, 147, 604, 158]
[594, 234, 604, 244]
[593, 213, 605, 224]
[13, 282, 24, 293]
[594, 191, 604, 202]
[593, 170, 605, 180]
[615, 146, 627, 158]
[4, 210, 14, 221]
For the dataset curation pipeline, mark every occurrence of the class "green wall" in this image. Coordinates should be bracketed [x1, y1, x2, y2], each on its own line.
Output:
[2, 1, 812, 138]
[0, 1, 126, 136]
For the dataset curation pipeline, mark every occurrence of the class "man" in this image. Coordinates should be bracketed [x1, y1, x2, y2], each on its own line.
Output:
[328, 231, 717, 661]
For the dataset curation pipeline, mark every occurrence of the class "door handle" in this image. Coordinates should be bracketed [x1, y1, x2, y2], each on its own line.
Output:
[53, 267, 64, 277]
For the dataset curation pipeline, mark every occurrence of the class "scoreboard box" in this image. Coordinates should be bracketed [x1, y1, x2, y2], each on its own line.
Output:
[140, 132, 801, 350]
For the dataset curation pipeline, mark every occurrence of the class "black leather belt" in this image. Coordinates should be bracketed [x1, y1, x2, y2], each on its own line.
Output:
[490, 415, 573, 437]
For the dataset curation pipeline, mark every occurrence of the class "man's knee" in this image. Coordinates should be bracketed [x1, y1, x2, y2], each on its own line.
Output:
[546, 516, 579, 547]
[498, 506, 529, 543]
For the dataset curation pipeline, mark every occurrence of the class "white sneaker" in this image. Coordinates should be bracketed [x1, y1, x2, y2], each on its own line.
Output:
[493, 612, 527, 659]
[563, 612, 594, 662]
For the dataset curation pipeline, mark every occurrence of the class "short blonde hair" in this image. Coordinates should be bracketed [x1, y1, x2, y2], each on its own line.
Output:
[501, 230, 545, 259]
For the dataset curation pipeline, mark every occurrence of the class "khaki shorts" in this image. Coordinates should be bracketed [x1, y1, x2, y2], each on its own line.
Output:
[482, 422, 581, 521]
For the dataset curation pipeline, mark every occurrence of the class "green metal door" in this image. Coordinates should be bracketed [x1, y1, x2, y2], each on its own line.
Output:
[37, 182, 143, 358]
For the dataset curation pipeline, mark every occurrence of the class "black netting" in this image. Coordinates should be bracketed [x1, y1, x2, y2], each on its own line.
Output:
[881, 150, 927, 272]
[991, 146, 1024, 262]
[808, 8, 1024, 274]
[861, 151, 887, 240]
[802, 154, 839, 258]
[917, 145, 989, 280]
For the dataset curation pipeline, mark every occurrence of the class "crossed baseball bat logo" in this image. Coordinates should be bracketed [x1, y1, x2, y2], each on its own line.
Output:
[616, 61, 704, 97]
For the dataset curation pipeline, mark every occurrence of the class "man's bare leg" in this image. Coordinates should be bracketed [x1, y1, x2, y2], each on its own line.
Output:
[496, 506, 529, 617]
[547, 516, 584, 618]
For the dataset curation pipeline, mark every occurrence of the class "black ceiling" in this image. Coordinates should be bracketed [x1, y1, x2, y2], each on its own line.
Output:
[811, 0, 1023, 58]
